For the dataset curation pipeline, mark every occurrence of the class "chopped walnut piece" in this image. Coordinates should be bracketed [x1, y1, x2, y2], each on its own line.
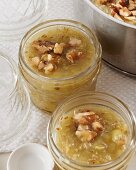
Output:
[41, 53, 60, 64]
[31, 56, 40, 66]
[128, 3, 136, 10]
[31, 36, 84, 74]
[42, 41, 55, 50]
[119, 0, 129, 7]
[110, 8, 118, 16]
[95, 0, 136, 24]
[124, 15, 136, 20]
[32, 41, 50, 54]
[69, 38, 82, 47]
[74, 112, 97, 125]
[47, 54, 53, 62]
[131, 10, 136, 15]
[32, 40, 55, 54]
[112, 129, 126, 146]
[74, 111, 95, 120]
[38, 61, 45, 70]
[66, 50, 82, 63]
[114, 13, 124, 20]
[77, 125, 90, 131]
[119, 7, 132, 16]
[78, 114, 99, 125]
[52, 55, 62, 64]
[74, 110, 104, 142]
[54, 43, 64, 54]
[44, 63, 54, 74]
[76, 130, 97, 142]
[92, 121, 104, 132]
[111, 3, 123, 9]
[78, 117, 91, 125]
[41, 54, 48, 61]
[96, 0, 108, 4]
[78, 52, 83, 56]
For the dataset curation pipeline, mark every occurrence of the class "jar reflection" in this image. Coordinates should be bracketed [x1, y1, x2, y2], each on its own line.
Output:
[0, 53, 30, 146]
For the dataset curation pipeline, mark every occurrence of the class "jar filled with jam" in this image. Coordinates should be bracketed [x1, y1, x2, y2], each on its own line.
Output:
[19, 20, 101, 112]
[47, 92, 136, 170]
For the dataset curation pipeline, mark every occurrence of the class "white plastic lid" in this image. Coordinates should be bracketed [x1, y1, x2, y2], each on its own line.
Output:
[7, 143, 54, 170]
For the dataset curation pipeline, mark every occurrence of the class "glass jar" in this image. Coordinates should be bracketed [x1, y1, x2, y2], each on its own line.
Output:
[0, 52, 30, 148]
[19, 19, 102, 113]
[0, 0, 47, 40]
[47, 91, 136, 170]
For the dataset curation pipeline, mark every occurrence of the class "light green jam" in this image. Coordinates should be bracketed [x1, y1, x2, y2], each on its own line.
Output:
[21, 26, 101, 112]
[25, 27, 95, 78]
[56, 105, 128, 165]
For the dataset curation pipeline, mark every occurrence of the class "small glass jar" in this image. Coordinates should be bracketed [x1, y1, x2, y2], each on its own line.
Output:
[0, 52, 30, 148]
[47, 91, 136, 170]
[19, 19, 102, 113]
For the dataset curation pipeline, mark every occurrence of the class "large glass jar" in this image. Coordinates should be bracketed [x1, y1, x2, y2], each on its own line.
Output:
[0, 52, 30, 148]
[47, 92, 136, 170]
[19, 19, 102, 113]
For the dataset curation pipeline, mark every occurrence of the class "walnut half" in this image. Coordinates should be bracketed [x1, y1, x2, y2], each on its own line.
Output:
[54, 43, 65, 54]
[76, 130, 97, 142]
[69, 37, 82, 47]
[74, 110, 104, 142]
[66, 50, 82, 63]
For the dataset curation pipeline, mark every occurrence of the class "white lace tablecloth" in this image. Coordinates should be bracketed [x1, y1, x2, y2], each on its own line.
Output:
[0, 0, 136, 169]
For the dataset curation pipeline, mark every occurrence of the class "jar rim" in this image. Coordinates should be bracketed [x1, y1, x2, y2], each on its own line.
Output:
[47, 91, 136, 170]
[19, 19, 102, 83]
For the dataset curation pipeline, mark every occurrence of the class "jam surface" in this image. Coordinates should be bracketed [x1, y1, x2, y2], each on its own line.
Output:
[25, 27, 95, 78]
[56, 105, 128, 165]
